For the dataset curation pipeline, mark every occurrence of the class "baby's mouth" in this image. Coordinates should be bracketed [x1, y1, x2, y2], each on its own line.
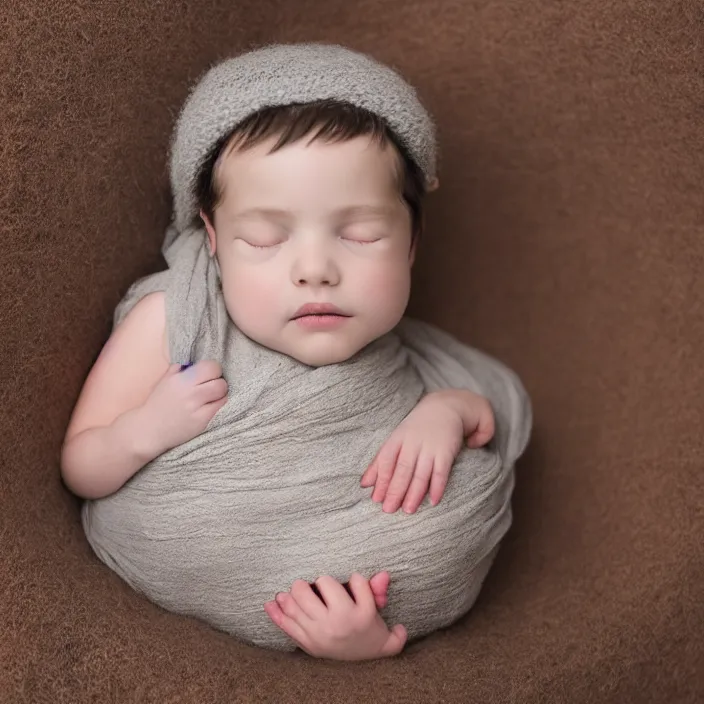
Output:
[291, 304, 352, 330]
[291, 303, 350, 320]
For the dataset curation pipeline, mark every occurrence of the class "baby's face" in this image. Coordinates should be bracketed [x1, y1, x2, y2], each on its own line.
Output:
[203, 136, 415, 366]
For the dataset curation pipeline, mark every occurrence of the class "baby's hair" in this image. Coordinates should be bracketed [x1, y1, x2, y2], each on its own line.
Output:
[194, 99, 426, 241]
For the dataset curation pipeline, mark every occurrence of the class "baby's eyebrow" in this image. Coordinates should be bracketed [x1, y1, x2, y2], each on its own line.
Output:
[335, 205, 395, 219]
[231, 208, 291, 221]
[231, 205, 395, 222]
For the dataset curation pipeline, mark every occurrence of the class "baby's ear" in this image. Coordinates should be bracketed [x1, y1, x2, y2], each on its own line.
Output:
[200, 209, 217, 256]
[426, 177, 440, 193]
[409, 239, 418, 266]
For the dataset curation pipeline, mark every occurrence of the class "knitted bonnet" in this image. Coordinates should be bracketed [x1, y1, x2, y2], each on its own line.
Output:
[169, 43, 437, 232]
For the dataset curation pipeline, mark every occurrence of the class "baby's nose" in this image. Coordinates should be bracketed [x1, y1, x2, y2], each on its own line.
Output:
[292, 248, 341, 287]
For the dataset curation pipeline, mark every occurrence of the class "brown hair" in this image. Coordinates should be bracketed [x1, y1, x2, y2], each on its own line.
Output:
[194, 99, 426, 240]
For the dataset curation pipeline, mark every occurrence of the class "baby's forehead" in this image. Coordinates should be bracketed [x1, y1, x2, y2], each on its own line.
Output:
[215, 135, 403, 190]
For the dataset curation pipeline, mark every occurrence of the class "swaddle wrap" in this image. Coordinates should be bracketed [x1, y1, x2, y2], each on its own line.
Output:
[82, 43, 532, 650]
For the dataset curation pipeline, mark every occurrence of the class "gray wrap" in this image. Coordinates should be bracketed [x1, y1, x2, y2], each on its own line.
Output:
[82, 44, 532, 650]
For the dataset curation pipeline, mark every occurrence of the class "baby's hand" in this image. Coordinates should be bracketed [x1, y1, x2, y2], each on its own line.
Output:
[139, 361, 228, 456]
[264, 572, 407, 661]
[360, 390, 494, 514]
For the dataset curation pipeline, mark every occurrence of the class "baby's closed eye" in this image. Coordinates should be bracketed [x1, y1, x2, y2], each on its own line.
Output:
[235, 223, 287, 248]
[339, 225, 384, 244]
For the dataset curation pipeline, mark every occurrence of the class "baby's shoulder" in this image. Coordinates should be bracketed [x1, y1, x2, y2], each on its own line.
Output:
[112, 290, 168, 361]
[113, 269, 171, 329]
[130, 289, 165, 317]
[121, 289, 165, 325]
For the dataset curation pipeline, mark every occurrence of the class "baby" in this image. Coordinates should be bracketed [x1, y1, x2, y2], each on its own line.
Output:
[62, 45, 529, 661]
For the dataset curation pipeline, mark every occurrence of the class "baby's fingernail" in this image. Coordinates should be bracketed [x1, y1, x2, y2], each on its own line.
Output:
[275, 593, 284, 603]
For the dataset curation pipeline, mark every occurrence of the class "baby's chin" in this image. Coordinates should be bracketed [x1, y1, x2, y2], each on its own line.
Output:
[231, 312, 401, 367]
[282, 338, 368, 368]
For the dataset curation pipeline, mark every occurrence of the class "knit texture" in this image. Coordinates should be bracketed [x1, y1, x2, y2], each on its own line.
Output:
[170, 43, 437, 231]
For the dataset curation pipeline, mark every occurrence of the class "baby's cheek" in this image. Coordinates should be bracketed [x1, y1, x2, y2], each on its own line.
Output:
[361, 265, 412, 317]
[222, 266, 279, 327]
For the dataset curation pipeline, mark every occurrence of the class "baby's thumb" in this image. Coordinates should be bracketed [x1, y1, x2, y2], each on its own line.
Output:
[381, 624, 408, 657]
[467, 416, 496, 448]
[467, 431, 489, 448]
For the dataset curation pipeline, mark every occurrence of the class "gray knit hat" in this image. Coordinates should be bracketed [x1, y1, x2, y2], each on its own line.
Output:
[169, 43, 437, 231]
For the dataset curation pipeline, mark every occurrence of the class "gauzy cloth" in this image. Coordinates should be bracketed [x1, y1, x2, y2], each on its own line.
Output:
[82, 43, 532, 650]
[82, 227, 531, 649]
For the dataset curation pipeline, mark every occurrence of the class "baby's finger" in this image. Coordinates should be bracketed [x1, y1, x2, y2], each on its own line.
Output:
[466, 403, 495, 448]
[368, 571, 390, 609]
[401, 452, 434, 514]
[347, 572, 376, 613]
[370, 438, 402, 503]
[314, 575, 352, 610]
[429, 453, 454, 506]
[382, 445, 419, 513]
[380, 624, 408, 657]
[275, 591, 313, 625]
[360, 456, 378, 488]
[194, 396, 228, 426]
[190, 360, 223, 385]
[264, 602, 314, 653]
[290, 579, 327, 620]
[196, 377, 229, 405]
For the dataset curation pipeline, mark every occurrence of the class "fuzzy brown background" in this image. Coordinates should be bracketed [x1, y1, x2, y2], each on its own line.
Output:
[1, 1, 702, 702]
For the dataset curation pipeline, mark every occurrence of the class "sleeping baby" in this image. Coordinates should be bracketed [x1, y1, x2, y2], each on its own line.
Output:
[61, 44, 531, 661]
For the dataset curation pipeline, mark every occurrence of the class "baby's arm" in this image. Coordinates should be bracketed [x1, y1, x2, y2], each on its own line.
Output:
[61, 292, 227, 499]
[430, 389, 495, 448]
[61, 293, 171, 498]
